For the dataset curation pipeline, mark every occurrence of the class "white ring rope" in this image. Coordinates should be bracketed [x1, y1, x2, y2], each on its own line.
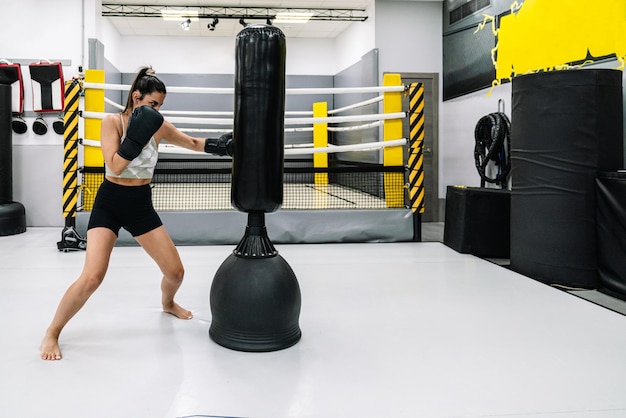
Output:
[170, 128, 231, 134]
[83, 82, 406, 95]
[286, 112, 406, 125]
[81, 111, 232, 125]
[81, 138, 407, 156]
[329, 121, 381, 132]
[328, 96, 383, 115]
[111, 123, 377, 134]
[84, 83, 233, 94]
[104, 97, 124, 110]
[295, 86, 405, 95]
[161, 110, 234, 117]
[85, 84, 403, 149]
[101, 90, 385, 119]
[80, 111, 406, 126]
[106, 97, 312, 117]
[284, 139, 407, 155]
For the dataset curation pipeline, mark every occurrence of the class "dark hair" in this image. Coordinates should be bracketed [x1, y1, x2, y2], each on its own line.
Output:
[123, 66, 167, 113]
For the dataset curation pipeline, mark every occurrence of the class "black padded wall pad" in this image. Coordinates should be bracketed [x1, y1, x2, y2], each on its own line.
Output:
[596, 172, 626, 300]
[510, 69, 623, 288]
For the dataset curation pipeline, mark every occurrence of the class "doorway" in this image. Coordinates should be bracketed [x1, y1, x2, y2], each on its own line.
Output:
[397, 72, 440, 222]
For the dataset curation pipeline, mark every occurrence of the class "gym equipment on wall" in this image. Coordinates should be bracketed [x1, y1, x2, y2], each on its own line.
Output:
[0, 84, 26, 236]
[474, 101, 511, 188]
[510, 69, 623, 289]
[0, 59, 27, 134]
[444, 101, 511, 258]
[29, 59, 65, 135]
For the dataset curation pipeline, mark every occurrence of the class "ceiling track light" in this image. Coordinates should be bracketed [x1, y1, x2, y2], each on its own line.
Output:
[208, 17, 219, 31]
[180, 18, 191, 30]
[239, 18, 247, 27]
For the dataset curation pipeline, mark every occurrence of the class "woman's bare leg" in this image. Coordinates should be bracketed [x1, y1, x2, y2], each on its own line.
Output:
[134, 226, 192, 319]
[41, 228, 118, 360]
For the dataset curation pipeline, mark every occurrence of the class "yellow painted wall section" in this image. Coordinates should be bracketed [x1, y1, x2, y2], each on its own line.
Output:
[495, 0, 626, 82]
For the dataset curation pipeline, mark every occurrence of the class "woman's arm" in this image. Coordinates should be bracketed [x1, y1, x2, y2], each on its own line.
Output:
[156, 120, 206, 152]
[100, 114, 131, 176]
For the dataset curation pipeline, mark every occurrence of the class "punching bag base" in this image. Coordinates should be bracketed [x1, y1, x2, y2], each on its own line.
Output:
[209, 253, 302, 352]
[0, 201, 26, 236]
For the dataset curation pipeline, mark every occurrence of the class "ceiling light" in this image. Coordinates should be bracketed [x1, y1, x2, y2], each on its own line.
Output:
[208, 17, 219, 31]
[274, 12, 313, 23]
[239, 18, 248, 27]
[161, 9, 199, 21]
[180, 18, 191, 30]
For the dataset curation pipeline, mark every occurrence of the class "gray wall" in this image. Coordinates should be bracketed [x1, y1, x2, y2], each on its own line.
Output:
[333, 49, 380, 165]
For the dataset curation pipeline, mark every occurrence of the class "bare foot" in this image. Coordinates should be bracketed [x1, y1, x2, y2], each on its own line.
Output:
[41, 332, 62, 361]
[163, 302, 193, 319]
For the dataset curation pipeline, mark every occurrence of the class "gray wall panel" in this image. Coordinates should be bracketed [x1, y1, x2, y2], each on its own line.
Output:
[333, 49, 380, 164]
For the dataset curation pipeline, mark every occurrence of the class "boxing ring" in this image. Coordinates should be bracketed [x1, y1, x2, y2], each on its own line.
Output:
[59, 70, 426, 248]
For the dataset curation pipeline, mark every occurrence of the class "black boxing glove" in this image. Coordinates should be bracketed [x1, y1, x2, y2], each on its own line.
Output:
[204, 132, 233, 156]
[117, 106, 164, 161]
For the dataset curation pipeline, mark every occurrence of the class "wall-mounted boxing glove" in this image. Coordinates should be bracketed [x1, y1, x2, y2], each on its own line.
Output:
[205, 132, 233, 156]
[117, 106, 164, 161]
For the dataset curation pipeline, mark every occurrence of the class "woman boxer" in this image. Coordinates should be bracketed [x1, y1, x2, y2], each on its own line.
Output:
[41, 66, 231, 360]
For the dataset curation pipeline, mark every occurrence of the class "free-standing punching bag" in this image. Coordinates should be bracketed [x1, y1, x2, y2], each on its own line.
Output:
[0, 84, 26, 236]
[209, 24, 302, 352]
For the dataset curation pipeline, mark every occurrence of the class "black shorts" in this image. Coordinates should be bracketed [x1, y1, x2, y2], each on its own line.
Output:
[87, 179, 163, 237]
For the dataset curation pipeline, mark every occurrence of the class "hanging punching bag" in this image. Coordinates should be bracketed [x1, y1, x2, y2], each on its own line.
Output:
[0, 84, 26, 236]
[209, 24, 301, 352]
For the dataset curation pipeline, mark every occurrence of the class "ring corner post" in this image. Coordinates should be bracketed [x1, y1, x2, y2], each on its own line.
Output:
[408, 82, 426, 241]
[57, 79, 86, 252]
[82, 69, 105, 212]
[313, 101, 329, 185]
[382, 73, 404, 208]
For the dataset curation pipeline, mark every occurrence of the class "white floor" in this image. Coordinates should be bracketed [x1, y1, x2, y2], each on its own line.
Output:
[2, 228, 626, 418]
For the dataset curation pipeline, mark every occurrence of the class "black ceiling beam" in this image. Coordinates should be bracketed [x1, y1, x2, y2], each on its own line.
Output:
[101, 4, 368, 22]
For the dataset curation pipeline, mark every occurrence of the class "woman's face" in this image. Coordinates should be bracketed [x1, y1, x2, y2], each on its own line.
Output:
[133, 91, 165, 112]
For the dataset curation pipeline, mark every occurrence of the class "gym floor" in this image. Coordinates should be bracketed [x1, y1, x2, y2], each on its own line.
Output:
[2, 226, 626, 418]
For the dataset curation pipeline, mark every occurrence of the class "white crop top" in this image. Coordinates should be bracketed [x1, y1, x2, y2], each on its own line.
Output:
[105, 113, 159, 179]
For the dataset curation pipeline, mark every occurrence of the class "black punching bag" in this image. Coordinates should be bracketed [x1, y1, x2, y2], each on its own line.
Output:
[209, 25, 302, 352]
[231, 24, 285, 212]
[0, 84, 26, 236]
[510, 69, 623, 288]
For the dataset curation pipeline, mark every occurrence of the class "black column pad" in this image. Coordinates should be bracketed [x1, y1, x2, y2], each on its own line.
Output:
[596, 172, 626, 299]
[510, 69, 623, 288]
